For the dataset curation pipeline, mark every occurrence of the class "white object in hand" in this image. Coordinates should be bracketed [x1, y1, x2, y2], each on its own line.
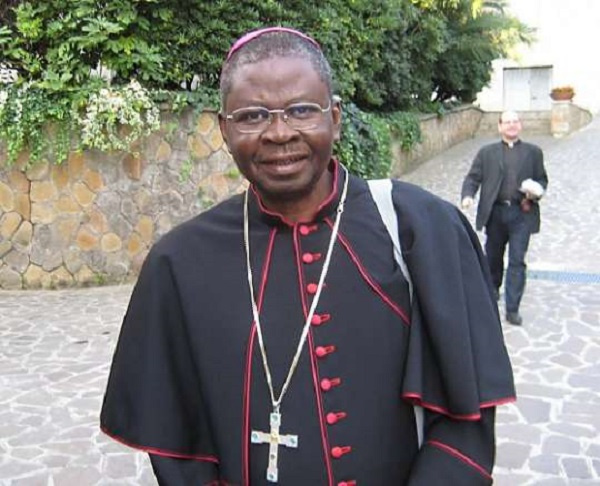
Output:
[519, 179, 544, 199]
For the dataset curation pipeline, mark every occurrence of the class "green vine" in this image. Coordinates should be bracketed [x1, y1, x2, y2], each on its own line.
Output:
[335, 102, 421, 179]
[0, 83, 76, 165]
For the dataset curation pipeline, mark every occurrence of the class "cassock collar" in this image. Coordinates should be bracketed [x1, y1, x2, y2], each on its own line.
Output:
[501, 138, 521, 149]
[248, 159, 344, 227]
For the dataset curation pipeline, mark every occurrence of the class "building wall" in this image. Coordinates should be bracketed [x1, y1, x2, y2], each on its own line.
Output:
[477, 0, 600, 114]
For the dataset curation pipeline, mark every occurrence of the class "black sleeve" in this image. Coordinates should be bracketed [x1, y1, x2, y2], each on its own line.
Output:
[150, 454, 219, 485]
[533, 145, 548, 191]
[461, 150, 484, 199]
[408, 408, 496, 485]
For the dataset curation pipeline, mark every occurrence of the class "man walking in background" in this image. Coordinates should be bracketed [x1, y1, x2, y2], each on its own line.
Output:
[461, 111, 548, 326]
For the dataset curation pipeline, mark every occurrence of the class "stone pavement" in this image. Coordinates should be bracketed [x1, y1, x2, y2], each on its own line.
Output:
[1, 117, 599, 485]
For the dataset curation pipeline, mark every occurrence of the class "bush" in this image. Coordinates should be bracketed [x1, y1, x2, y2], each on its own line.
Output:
[0, 0, 530, 175]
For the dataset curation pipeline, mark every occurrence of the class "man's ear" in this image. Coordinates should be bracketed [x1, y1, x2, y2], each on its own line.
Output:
[331, 96, 342, 142]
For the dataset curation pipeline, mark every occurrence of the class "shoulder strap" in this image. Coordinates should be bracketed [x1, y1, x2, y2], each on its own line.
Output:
[367, 179, 413, 301]
[367, 178, 423, 447]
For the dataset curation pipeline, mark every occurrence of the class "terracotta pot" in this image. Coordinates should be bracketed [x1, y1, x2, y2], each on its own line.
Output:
[550, 91, 574, 101]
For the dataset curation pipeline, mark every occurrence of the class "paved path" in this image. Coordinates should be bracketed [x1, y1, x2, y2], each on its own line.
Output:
[1, 118, 599, 485]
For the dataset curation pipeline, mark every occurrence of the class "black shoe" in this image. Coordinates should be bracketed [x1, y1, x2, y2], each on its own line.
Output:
[506, 312, 523, 326]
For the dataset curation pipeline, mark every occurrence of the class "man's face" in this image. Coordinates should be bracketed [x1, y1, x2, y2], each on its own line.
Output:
[219, 56, 341, 207]
[498, 112, 522, 142]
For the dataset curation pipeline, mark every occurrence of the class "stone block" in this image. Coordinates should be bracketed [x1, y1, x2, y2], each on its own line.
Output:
[155, 140, 172, 162]
[5, 249, 29, 273]
[127, 232, 144, 256]
[83, 169, 104, 192]
[0, 180, 15, 211]
[68, 152, 85, 178]
[12, 221, 33, 248]
[106, 253, 129, 278]
[72, 181, 96, 207]
[74, 265, 95, 285]
[14, 194, 31, 219]
[133, 188, 152, 212]
[55, 195, 80, 213]
[51, 164, 70, 191]
[25, 160, 50, 181]
[208, 128, 225, 151]
[0, 266, 22, 289]
[8, 170, 30, 192]
[108, 213, 132, 239]
[30, 181, 58, 202]
[123, 153, 143, 180]
[196, 112, 215, 135]
[188, 134, 211, 159]
[88, 208, 109, 234]
[0, 211, 22, 239]
[101, 233, 122, 252]
[120, 198, 137, 224]
[56, 216, 81, 246]
[561, 456, 592, 479]
[63, 249, 83, 274]
[0, 240, 11, 257]
[49, 266, 74, 288]
[76, 227, 99, 251]
[135, 215, 154, 244]
[30, 203, 56, 224]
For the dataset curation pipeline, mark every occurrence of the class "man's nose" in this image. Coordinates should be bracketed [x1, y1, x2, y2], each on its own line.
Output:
[263, 112, 296, 140]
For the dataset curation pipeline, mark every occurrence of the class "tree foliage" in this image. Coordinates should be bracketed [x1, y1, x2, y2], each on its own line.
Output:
[0, 0, 532, 176]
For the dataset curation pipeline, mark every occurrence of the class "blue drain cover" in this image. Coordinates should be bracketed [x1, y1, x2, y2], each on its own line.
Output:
[528, 270, 600, 284]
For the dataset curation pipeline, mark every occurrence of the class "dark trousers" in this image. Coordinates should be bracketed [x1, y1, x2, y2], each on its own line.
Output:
[485, 204, 532, 313]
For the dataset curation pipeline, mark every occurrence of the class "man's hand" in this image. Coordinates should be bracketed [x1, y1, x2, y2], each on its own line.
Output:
[461, 197, 474, 210]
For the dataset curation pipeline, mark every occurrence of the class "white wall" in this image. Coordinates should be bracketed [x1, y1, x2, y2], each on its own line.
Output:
[476, 0, 600, 113]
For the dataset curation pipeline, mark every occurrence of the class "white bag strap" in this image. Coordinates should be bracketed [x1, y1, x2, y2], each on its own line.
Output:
[367, 179, 423, 448]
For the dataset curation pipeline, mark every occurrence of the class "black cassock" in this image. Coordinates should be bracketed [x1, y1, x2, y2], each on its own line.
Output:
[101, 161, 515, 485]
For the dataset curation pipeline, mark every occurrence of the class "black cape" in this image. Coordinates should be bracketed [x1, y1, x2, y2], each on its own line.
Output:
[101, 161, 515, 485]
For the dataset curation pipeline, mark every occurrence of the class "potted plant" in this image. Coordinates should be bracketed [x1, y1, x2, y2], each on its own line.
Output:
[550, 86, 575, 101]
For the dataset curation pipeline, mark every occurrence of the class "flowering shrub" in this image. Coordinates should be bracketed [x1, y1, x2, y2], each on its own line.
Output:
[77, 80, 160, 152]
[0, 80, 161, 166]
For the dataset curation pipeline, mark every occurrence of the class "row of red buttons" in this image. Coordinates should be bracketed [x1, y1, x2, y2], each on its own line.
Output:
[301, 222, 355, 484]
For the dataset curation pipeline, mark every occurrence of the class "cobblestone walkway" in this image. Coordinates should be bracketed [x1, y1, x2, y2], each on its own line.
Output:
[1, 118, 599, 485]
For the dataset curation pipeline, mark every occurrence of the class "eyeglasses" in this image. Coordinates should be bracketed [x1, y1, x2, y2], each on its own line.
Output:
[225, 101, 331, 134]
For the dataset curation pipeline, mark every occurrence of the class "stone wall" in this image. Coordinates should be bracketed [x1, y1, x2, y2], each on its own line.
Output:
[390, 105, 483, 176]
[550, 102, 593, 138]
[0, 109, 245, 289]
[0, 104, 592, 289]
[477, 110, 551, 136]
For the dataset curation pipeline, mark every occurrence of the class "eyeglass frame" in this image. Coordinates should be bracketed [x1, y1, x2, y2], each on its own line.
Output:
[223, 100, 333, 134]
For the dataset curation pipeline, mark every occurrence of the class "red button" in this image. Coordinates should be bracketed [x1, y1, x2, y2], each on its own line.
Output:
[311, 314, 331, 326]
[320, 377, 341, 391]
[315, 345, 336, 358]
[331, 446, 352, 458]
[302, 253, 314, 263]
[299, 224, 317, 235]
[338, 481, 356, 486]
[326, 411, 347, 425]
[307, 283, 318, 294]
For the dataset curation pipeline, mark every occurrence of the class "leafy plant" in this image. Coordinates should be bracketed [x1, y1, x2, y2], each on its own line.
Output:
[76, 80, 160, 153]
[335, 102, 421, 179]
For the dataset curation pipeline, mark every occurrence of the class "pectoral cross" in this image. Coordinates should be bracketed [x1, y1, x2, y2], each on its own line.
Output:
[251, 410, 298, 483]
